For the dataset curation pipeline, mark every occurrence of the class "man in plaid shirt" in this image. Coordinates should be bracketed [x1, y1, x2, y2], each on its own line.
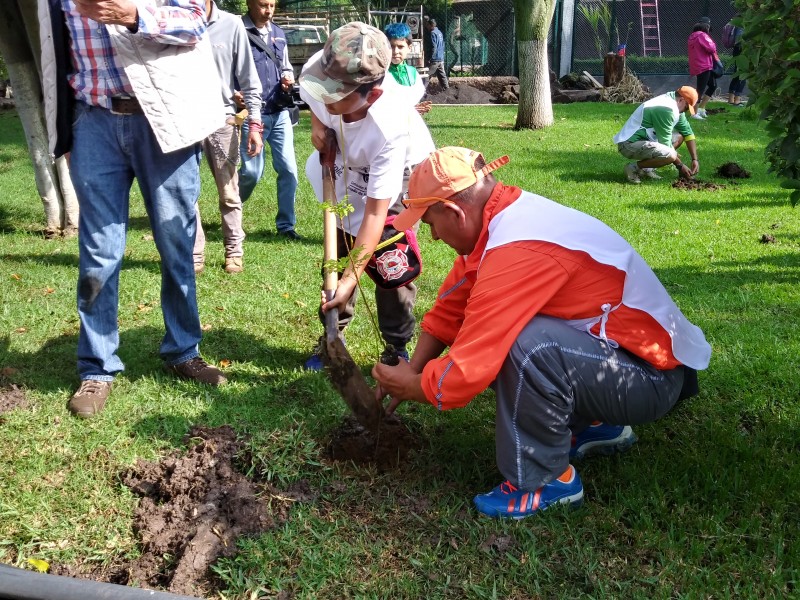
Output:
[40, 0, 228, 417]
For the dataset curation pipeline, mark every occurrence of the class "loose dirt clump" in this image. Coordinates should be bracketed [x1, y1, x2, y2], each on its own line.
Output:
[760, 234, 776, 244]
[115, 425, 283, 596]
[672, 178, 726, 191]
[426, 83, 496, 105]
[716, 162, 751, 179]
[0, 383, 27, 415]
[326, 414, 421, 470]
[705, 107, 727, 116]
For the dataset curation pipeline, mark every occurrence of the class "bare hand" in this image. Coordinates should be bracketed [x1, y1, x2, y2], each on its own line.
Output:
[372, 361, 425, 414]
[415, 101, 432, 115]
[689, 159, 700, 176]
[73, 0, 137, 26]
[246, 130, 262, 157]
[679, 164, 693, 179]
[311, 122, 332, 152]
[321, 276, 357, 314]
[233, 91, 246, 110]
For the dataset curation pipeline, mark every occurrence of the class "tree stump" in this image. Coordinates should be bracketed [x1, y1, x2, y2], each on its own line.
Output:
[604, 53, 625, 88]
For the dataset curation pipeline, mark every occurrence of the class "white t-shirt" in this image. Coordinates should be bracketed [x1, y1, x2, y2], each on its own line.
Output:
[300, 52, 434, 235]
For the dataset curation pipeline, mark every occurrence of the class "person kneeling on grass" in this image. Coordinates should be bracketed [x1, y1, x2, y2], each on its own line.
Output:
[372, 147, 712, 519]
[614, 86, 700, 184]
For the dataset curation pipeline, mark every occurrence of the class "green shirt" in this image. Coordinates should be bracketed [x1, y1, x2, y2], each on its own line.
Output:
[388, 62, 417, 87]
[614, 91, 695, 147]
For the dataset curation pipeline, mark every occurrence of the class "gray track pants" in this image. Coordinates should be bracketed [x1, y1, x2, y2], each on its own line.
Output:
[493, 316, 685, 490]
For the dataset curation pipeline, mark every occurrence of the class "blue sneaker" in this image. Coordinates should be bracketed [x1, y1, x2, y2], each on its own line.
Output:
[570, 422, 637, 460]
[303, 352, 324, 371]
[473, 465, 584, 519]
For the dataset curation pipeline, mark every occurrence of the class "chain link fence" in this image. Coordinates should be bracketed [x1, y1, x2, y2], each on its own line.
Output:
[571, 0, 738, 76]
[276, 0, 736, 83]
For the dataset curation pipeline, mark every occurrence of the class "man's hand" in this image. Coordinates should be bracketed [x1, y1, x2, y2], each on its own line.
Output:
[73, 0, 137, 27]
[246, 129, 263, 157]
[372, 360, 426, 415]
[281, 73, 295, 90]
[689, 158, 700, 176]
[233, 91, 246, 110]
[678, 163, 693, 179]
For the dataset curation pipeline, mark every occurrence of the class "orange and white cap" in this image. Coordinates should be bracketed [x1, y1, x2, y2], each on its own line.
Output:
[393, 147, 508, 231]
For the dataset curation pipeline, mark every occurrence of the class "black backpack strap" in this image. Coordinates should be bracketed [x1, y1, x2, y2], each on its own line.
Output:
[245, 29, 282, 70]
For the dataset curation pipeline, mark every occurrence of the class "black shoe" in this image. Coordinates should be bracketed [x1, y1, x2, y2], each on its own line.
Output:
[278, 229, 302, 241]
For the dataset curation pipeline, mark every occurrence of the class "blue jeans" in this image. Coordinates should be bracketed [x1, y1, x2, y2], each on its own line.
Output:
[238, 110, 298, 233]
[69, 102, 203, 380]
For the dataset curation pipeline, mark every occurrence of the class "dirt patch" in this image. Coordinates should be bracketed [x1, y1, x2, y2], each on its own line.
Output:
[716, 162, 751, 179]
[426, 82, 496, 105]
[0, 383, 27, 415]
[62, 425, 287, 596]
[326, 414, 421, 471]
[704, 107, 727, 115]
[320, 335, 382, 432]
[760, 234, 776, 244]
[672, 178, 726, 191]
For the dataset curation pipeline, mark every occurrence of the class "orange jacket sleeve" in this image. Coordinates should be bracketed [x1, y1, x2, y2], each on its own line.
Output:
[419, 244, 572, 409]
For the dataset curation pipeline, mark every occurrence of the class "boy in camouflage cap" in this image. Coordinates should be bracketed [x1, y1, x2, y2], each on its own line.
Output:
[298, 22, 435, 369]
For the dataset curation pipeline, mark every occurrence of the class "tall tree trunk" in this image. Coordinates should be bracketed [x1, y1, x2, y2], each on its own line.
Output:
[514, 0, 557, 130]
[0, 0, 79, 237]
[516, 38, 552, 129]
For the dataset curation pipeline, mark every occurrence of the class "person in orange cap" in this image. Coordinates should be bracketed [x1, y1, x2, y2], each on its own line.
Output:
[372, 147, 711, 519]
[613, 86, 701, 183]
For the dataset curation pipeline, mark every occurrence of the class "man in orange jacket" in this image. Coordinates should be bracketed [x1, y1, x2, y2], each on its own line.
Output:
[373, 146, 711, 519]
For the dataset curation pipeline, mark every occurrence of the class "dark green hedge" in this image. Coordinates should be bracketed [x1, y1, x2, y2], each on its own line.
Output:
[573, 55, 690, 76]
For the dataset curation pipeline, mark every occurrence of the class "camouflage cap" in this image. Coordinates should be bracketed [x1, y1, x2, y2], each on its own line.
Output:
[299, 22, 391, 104]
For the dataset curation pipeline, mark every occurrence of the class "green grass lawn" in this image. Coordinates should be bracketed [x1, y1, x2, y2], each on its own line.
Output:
[0, 102, 798, 599]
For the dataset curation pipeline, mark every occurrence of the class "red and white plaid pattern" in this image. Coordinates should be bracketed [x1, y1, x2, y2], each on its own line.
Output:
[61, 0, 207, 109]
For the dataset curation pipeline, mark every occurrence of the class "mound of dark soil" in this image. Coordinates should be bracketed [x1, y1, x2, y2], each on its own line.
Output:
[672, 178, 726, 191]
[0, 383, 27, 414]
[326, 414, 421, 471]
[716, 162, 751, 179]
[760, 234, 776, 244]
[116, 425, 284, 596]
[704, 107, 727, 115]
[426, 83, 496, 105]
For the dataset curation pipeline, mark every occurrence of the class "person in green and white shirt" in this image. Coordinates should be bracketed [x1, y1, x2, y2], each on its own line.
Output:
[613, 86, 701, 184]
[384, 22, 432, 116]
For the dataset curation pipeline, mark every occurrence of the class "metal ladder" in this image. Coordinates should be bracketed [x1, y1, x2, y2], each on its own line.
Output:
[639, 0, 662, 56]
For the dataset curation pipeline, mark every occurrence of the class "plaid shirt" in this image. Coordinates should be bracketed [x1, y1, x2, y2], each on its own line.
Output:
[61, 0, 207, 109]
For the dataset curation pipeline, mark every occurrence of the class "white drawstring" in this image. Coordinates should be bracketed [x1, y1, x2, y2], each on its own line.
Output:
[596, 302, 620, 348]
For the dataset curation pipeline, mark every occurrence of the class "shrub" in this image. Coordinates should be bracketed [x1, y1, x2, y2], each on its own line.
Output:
[737, 0, 800, 205]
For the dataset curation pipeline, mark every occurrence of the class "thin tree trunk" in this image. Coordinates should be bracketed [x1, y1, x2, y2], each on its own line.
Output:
[516, 38, 553, 129]
[0, 0, 78, 237]
[56, 155, 80, 234]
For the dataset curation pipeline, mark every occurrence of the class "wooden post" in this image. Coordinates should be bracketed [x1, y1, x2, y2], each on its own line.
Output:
[603, 52, 625, 87]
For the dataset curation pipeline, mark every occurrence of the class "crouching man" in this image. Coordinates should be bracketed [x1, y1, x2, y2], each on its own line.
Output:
[614, 86, 701, 183]
[372, 147, 711, 519]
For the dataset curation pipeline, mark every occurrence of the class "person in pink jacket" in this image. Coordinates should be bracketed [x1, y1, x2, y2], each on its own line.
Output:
[687, 20, 719, 120]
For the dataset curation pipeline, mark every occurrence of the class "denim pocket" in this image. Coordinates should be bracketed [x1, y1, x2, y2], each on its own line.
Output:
[72, 102, 90, 129]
